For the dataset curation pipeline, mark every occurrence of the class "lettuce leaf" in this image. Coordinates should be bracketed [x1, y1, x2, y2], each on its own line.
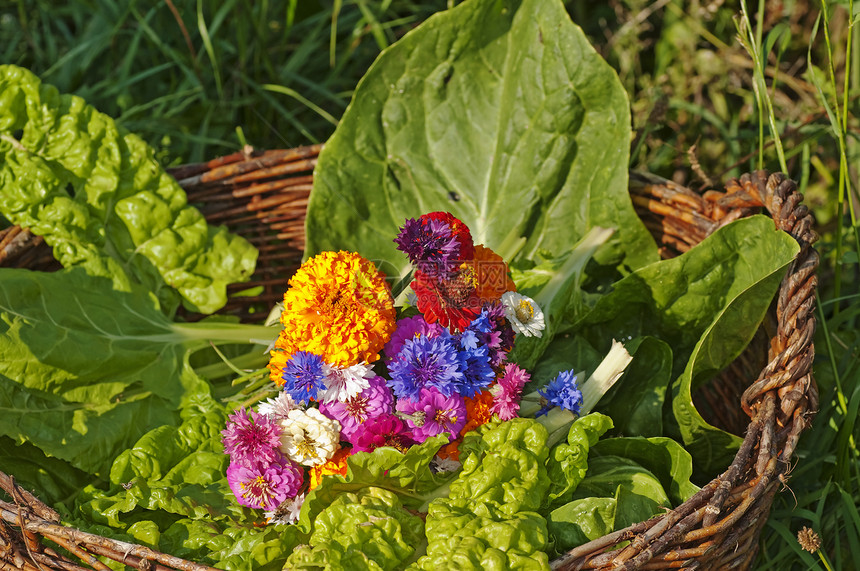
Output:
[0, 64, 257, 315]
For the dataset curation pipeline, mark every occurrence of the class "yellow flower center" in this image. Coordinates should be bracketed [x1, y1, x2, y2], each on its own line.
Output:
[515, 299, 534, 323]
[240, 475, 273, 505]
[435, 409, 456, 426]
[295, 435, 319, 459]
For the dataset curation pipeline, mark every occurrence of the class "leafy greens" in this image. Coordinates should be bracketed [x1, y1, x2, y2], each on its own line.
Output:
[0, 64, 257, 316]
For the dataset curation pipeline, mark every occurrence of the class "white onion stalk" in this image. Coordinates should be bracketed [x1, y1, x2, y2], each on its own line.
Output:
[521, 340, 633, 445]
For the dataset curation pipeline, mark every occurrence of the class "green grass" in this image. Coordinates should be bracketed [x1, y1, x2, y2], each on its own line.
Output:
[3, 0, 860, 568]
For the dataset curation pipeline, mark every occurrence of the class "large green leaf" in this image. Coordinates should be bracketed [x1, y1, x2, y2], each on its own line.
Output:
[0, 267, 271, 476]
[0, 64, 257, 315]
[571, 215, 800, 474]
[305, 0, 656, 277]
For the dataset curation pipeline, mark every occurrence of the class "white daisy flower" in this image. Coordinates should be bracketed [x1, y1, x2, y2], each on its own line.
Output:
[319, 362, 374, 404]
[264, 493, 305, 526]
[501, 291, 545, 337]
[279, 408, 340, 466]
[257, 391, 298, 422]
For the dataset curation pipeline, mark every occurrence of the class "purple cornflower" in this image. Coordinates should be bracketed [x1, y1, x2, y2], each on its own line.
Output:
[395, 388, 466, 443]
[489, 363, 531, 420]
[387, 333, 463, 399]
[319, 376, 394, 443]
[352, 414, 415, 453]
[537, 370, 583, 416]
[394, 217, 459, 277]
[282, 351, 327, 404]
[221, 407, 283, 467]
[384, 315, 444, 357]
[226, 456, 303, 510]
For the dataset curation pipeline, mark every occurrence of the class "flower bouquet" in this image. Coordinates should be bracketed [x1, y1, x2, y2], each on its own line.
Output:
[220, 211, 634, 539]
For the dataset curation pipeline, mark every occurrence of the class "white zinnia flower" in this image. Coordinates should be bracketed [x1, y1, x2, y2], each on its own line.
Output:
[279, 408, 340, 466]
[257, 392, 297, 422]
[501, 291, 545, 337]
[320, 362, 374, 404]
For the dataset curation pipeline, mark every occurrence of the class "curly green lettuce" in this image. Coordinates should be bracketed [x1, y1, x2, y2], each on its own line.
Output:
[410, 418, 553, 570]
[0, 64, 256, 315]
[286, 487, 425, 570]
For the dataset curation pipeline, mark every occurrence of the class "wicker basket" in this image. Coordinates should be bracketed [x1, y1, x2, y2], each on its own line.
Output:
[0, 147, 818, 571]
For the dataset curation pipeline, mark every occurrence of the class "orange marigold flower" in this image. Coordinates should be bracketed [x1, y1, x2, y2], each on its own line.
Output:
[309, 447, 352, 490]
[268, 337, 292, 387]
[463, 389, 495, 432]
[271, 251, 397, 371]
[464, 245, 516, 303]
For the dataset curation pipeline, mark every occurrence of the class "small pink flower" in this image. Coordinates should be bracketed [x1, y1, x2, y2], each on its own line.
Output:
[226, 456, 303, 510]
[384, 315, 444, 357]
[352, 414, 415, 453]
[221, 407, 282, 466]
[395, 387, 466, 443]
[489, 363, 531, 420]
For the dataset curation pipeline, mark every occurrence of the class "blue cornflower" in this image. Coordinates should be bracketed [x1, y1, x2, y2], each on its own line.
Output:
[387, 334, 463, 400]
[463, 304, 509, 367]
[537, 370, 583, 416]
[394, 217, 459, 277]
[455, 341, 495, 398]
[282, 351, 327, 404]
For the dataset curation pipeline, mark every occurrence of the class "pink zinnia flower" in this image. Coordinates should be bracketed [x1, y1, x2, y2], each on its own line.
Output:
[489, 363, 531, 420]
[319, 376, 393, 442]
[226, 456, 303, 510]
[395, 387, 466, 443]
[221, 407, 283, 466]
[352, 414, 415, 453]
[384, 315, 444, 357]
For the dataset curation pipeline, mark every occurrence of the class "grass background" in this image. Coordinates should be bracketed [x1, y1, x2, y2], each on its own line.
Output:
[3, 0, 859, 568]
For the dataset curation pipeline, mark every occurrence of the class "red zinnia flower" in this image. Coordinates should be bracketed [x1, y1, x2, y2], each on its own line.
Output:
[412, 267, 480, 332]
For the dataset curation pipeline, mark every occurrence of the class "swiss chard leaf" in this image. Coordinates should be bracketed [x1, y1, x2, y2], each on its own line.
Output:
[0, 437, 94, 507]
[0, 64, 257, 315]
[305, 0, 656, 278]
[590, 436, 699, 505]
[571, 455, 670, 529]
[570, 216, 799, 472]
[0, 267, 269, 476]
[546, 497, 615, 554]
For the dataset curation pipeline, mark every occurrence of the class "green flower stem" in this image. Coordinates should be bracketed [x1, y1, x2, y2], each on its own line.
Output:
[539, 407, 577, 448]
[170, 322, 278, 346]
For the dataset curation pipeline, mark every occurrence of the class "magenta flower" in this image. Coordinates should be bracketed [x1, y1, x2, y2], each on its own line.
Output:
[226, 456, 303, 510]
[319, 376, 393, 442]
[384, 315, 444, 357]
[489, 363, 531, 420]
[352, 414, 415, 453]
[221, 407, 283, 466]
[395, 387, 466, 443]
